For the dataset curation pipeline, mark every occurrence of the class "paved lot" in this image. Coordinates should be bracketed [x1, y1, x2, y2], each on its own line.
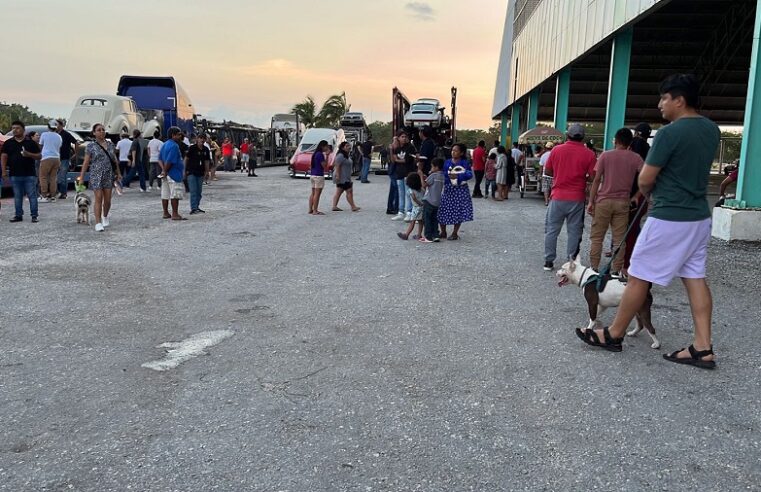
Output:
[1, 168, 760, 491]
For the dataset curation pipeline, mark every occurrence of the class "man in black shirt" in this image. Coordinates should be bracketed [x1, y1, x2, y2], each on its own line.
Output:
[359, 139, 374, 183]
[417, 126, 436, 178]
[184, 134, 211, 214]
[1, 120, 41, 222]
[122, 129, 148, 191]
[55, 119, 77, 199]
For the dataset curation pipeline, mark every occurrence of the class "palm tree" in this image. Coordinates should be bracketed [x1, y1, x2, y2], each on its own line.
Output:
[316, 92, 350, 128]
[291, 96, 317, 128]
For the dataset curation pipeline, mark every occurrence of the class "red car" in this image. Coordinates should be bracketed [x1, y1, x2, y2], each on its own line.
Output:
[289, 128, 345, 178]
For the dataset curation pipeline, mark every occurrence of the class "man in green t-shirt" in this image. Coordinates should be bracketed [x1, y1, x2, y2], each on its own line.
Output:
[577, 74, 720, 369]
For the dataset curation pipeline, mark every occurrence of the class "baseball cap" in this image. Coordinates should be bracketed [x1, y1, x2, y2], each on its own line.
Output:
[48, 119, 58, 129]
[544, 142, 554, 149]
[566, 123, 585, 139]
[634, 122, 652, 137]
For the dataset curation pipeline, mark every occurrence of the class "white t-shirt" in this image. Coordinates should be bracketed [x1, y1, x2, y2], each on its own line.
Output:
[40, 131, 62, 160]
[148, 139, 164, 161]
[540, 151, 552, 177]
[487, 147, 499, 160]
[511, 148, 524, 165]
[116, 138, 133, 162]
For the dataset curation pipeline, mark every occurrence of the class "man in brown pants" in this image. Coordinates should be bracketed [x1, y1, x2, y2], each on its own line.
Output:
[587, 128, 644, 275]
[38, 119, 62, 202]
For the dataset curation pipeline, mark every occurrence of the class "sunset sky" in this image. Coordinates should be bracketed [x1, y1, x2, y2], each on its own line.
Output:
[2, 0, 506, 130]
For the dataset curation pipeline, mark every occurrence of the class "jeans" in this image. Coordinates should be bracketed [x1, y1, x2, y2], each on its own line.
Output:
[396, 179, 411, 213]
[57, 159, 70, 195]
[360, 157, 371, 181]
[224, 156, 233, 171]
[485, 179, 497, 197]
[122, 160, 146, 190]
[387, 174, 398, 213]
[423, 201, 440, 240]
[149, 162, 162, 188]
[473, 170, 484, 196]
[544, 199, 585, 263]
[119, 161, 129, 179]
[11, 176, 38, 218]
[187, 174, 203, 211]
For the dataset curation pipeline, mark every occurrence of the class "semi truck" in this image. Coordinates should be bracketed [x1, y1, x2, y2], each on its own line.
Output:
[116, 75, 196, 138]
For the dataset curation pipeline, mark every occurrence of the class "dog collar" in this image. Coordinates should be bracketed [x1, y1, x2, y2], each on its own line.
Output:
[578, 267, 591, 287]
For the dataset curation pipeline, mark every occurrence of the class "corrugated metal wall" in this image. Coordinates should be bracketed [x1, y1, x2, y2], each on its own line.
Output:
[505, 0, 669, 107]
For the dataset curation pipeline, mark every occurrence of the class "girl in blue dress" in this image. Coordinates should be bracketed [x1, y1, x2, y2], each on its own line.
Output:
[438, 143, 474, 240]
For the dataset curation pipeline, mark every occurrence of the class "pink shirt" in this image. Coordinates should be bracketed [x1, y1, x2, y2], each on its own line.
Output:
[545, 141, 597, 202]
[594, 149, 644, 202]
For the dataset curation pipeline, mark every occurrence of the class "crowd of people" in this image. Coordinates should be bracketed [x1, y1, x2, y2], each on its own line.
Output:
[0, 119, 258, 230]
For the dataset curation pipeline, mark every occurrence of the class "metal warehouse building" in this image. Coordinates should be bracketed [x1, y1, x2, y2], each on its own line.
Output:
[492, 0, 760, 240]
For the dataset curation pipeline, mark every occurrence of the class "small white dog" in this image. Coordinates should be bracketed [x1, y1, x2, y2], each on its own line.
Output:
[556, 256, 660, 349]
[75, 191, 91, 225]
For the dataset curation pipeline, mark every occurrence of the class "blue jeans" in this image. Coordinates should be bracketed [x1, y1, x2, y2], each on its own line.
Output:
[122, 160, 146, 190]
[11, 176, 39, 218]
[360, 157, 371, 181]
[544, 199, 585, 263]
[57, 159, 70, 195]
[396, 179, 411, 213]
[187, 174, 203, 211]
[387, 174, 398, 213]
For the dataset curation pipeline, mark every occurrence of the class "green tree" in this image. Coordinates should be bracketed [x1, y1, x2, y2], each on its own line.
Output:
[316, 92, 350, 128]
[368, 121, 392, 146]
[0, 102, 49, 133]
[290, 96, 317, 129]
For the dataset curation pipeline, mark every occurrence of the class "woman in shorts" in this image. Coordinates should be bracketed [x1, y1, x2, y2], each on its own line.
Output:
[308, 140, 329, 215]
[331, 141, 360, 212]
[79, 123, 122, 232]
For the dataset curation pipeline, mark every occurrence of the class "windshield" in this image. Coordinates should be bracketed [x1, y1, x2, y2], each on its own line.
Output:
[411, 104, 435, 113]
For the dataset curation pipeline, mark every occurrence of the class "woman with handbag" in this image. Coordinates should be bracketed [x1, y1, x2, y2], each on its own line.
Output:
[79, 123, 122, 232]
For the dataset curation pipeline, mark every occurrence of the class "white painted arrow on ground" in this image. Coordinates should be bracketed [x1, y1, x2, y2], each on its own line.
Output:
[141, 330, 234, 371]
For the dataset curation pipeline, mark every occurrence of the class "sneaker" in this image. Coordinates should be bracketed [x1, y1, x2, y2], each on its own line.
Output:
[391, 212, 404, 221]
[31, 216, 38, 223]
[39, 197, 51, 203]
[418, 237, 433, 243]
[196, 208, 206, 213]
[50, 196, 56, 202]
[95, 223, 104, 232]
[403, 212, 413, 222]
[433, 237, 440, 243]
[102, 216, 110, 228]
[58, 193, 67, 199]
[147, 186, 153, 191]
[543, 261, 554, 271]
[139, 188, 146, 193]
[9, 216, 22, 223]
[189, 209, 198, 215]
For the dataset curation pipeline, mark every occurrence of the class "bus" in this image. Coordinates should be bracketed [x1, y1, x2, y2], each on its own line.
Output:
[116, 75, 195, 138]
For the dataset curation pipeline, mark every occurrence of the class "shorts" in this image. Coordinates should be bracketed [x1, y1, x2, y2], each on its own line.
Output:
[310, 176, 325, 189]
[542, 176, 553, 190]
[336, 182, 353, 190]
[241, 154, 249, 163]
[729, 170, 738, 181]
[628, 217, 711, 286]
[160, 176, 185, 200]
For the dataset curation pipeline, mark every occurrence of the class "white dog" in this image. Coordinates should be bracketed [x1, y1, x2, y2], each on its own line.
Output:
[556, 256, 660, 349]
[75, 191, 91, 225]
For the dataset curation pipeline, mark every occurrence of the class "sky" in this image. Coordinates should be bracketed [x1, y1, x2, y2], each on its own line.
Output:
[1, 0, 506, 130]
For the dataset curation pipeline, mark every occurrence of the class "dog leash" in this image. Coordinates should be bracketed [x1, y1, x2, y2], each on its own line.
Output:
[598, 197, 649, 279]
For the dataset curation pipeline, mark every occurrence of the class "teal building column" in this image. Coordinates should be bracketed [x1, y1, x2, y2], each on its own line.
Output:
[554, 68, 571, 132]
[729, 0, 761, 209]
[500, 111, 509, 146]
[527, 89, 540, 129]
[603, 27, 633, 151]
[510, 102, 522, 145]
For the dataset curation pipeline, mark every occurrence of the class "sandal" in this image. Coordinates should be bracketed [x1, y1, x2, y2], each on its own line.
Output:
[397, 232, 408, 240]
[575, 326, 623, 352]
[449, 234, 459, 241]
[332, 207, 343, 211]
[663, 345, 716, 369]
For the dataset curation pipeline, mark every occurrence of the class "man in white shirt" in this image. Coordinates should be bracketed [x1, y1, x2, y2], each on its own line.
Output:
[38, 119, 62, 201]
[540, 141, 554, 205]
[147, 133, 164, 190]
[116, 134, 133, 179]
[511, 142, 525, 191]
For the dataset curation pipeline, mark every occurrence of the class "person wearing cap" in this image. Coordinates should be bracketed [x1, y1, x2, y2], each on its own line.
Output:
[630, 122, 652, 161]
[38, 119, 63, 202]
[55, 119, 77, 199]
[539, 141, 554, 206]
[115, 133, 133, 178]
[122, 129, 148, 191]
[542, 123, 596, 271]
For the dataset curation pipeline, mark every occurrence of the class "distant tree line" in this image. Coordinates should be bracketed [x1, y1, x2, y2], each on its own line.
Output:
[0, 102, 49, 133]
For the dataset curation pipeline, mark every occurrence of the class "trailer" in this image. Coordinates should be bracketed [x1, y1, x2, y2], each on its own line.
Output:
[392, 86, 457, 148]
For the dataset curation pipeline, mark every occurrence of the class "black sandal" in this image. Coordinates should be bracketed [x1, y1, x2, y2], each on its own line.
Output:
[663, 345, 716, 370]
[575, 326, 623, 352]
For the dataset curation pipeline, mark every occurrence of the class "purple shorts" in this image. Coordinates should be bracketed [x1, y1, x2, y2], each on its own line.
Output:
[628, 217, 711, 286]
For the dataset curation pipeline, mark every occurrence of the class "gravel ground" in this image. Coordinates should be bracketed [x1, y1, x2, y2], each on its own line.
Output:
[1, 168, 760, 491]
